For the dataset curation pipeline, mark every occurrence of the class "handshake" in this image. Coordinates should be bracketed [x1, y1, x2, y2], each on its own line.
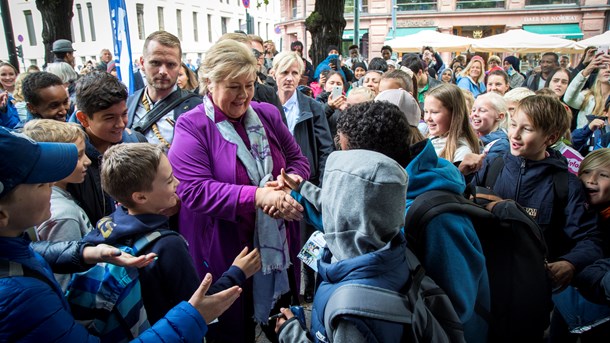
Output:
[255, 169, 304, 221]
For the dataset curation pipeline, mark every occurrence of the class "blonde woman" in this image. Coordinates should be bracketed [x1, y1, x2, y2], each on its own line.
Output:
[564, 52, 610, 129]
[457, 56, 486, 98]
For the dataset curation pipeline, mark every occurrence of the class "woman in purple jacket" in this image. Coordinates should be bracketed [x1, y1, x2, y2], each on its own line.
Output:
[168, 40, 310, 343]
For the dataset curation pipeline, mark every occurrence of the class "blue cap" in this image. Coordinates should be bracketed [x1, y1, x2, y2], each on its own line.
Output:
[0, 127, 78, 199]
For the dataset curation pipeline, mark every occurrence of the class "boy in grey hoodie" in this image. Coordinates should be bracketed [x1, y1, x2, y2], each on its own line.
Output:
[275, 149, 410, 343]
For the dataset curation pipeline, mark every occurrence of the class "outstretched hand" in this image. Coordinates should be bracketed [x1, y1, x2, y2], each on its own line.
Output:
[189, 273, 242, 324]
[232, 246, 261, 279]
[82, 244, 157, 268]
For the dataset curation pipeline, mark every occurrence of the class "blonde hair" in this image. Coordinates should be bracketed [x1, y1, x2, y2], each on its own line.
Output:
[504, 87, 535, 104]
[579, 148, 610, 177]
[22, 119, 85, 143]
[273, 51, 304, 76]
[459, 58, 485, 84]
[199, 40, 258, 95]
[487, 55, 501, 66]
[347, 87, 375, 103]
[428, 84, 480, 161]
[475, 92, 509, 131]
[101, 143, 165, 208]
[582, 73, 608, 116]
[12, 72, 29, 102]
[516, 95, 570, 144]
[461, 89, 475, 112]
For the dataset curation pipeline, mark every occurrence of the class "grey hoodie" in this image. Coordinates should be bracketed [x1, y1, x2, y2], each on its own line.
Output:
[321, 149, 408, 262]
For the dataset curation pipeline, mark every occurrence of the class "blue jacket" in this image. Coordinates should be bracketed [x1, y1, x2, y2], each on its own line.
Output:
[0, 235, 207, 342]
[474, 150, 604, 272]
[571, 123, 610, 155]
[0, 95, 20, 129]
[310, 235, 409, 343]
[82, 207, 245, 324]
[573, 213, 610, 304]
[406, 139, 490, 343]
[456, 76, 486, 98]
[480, 129, 509, 162]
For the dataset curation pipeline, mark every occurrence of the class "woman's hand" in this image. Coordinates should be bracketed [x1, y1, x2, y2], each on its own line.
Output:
[589, 118, 606, 131]
[583, 53, 610, 77]
[232, 246, 261, 279]
[328, 93, 347, 111]
[256, 188, 304, 221]
[82, 244, 157, 268]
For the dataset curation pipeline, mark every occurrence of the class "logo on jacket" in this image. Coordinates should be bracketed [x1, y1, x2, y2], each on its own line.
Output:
[316, 331, 328, 342]
[97, 216, 117, 239]
[524, 207, 538, 219]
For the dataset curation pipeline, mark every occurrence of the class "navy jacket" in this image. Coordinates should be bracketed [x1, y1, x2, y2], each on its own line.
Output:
[474, 150, 604, 271]
[82, 206, 246, 325]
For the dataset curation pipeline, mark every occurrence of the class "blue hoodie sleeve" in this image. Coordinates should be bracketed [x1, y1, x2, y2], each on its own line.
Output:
[133, 301, 207, 342]
[291, 191, 324, 232]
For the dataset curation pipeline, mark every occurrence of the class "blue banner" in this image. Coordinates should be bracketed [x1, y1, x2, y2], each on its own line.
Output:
[108, 0, 135, 94]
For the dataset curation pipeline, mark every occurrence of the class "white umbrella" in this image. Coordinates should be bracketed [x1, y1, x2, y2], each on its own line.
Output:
[576, 30, 610, 48]
[470, 29, 583, 53]
[384, 30, 474, 53]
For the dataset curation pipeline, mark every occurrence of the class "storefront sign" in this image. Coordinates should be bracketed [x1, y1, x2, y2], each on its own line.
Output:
[397, 19, 436, 27]
[523, 15, 578, 23]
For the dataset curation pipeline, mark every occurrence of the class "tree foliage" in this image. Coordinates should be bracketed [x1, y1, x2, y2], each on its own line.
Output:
[36, 0, 74, 64]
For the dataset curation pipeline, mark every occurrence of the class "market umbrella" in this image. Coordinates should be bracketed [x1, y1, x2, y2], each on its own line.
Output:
[470, 29, 583, 53]
[384, 30, 474, 53]
[575, 30, 610, 48]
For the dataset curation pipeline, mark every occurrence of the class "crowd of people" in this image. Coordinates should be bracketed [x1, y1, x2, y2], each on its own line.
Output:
[1, 29, 610, 343]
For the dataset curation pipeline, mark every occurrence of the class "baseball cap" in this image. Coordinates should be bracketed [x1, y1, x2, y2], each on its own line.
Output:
[0, 127, 77, 199]
[51, 39, 75, 53]
[375, 89, 421, 127]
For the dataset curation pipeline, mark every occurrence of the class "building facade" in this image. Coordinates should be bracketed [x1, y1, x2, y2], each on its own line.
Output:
[279, 0, 609, 60]
[0, 0, 282, 70]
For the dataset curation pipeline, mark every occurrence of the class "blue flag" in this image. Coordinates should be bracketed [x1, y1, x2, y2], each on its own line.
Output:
[108, 0, 135, 94]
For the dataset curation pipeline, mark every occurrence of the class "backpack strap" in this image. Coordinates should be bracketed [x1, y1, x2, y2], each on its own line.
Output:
[483, 156, 505, 190]
[0, 259, 56, 289]
[552, 170, 569, 209]
[131, 229, 179, 256]
[132, 91, 199, 134]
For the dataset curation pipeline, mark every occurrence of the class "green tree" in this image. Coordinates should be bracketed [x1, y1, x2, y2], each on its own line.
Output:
[305, 0, 346, 66]
[36, 0, 74, 64]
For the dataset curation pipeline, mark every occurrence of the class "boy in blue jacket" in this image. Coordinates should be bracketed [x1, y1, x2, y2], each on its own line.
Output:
[91, 142, 261, 324]
[0, 127, 242, 342]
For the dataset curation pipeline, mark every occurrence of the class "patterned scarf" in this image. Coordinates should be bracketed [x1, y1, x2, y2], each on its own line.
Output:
[202, 95, 290, 323]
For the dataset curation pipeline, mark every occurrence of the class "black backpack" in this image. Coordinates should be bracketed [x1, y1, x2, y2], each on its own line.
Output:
[405, 187, 552, 343]
[324, 247, 466, 343]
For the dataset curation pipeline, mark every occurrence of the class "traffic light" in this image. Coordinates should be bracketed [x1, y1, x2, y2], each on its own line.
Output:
[16, 45, 23, 58]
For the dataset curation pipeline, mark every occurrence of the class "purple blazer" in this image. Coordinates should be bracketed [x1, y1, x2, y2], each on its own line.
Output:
[168, 100, 310, 341]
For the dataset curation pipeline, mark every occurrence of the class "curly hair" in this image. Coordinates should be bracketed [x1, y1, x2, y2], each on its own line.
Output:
[75, 71, 128, 117]
[22, 71, 64, 106]
[337, 101, 411, 167]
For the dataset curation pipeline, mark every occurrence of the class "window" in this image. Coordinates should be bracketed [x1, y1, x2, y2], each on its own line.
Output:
[176, 9, 182, 40]
[87, 3, 96, 41]
[221, 17, 228, 35]
[290, 0, 297, 18]
[76, 4, 85, 42]
[158, 7, 164, 31]
[258, 22, 261, 36]
[266, 23, 270, 40]
[455, 0, 504, 9]
[193, 12, 199, 42]
[136, 4, 145, 40]
[396, 0, 437, 11]
[29, 59, 37, 66]
[345, 0, 369, 13]
[525, 0, 577, 4]
[81, 56, 86, 65]
[208, 15, 213, 42]
[24, 10, 36, 46]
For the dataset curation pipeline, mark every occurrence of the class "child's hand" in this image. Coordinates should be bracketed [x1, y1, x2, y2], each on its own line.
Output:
[589, 118, 606, 131]
[458, 153, 485, 176]
[83, 243, 157, 268]
[274, 307, 295, 333]
[547, 260, 575, 292]
[189, 273, 242, 324]
[279, 168, 302, 190]
[232, 247, 261, 279]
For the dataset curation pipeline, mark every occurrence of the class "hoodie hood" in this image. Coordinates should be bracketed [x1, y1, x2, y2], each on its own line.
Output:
[503, 56, 520, 72]
[83, 206, 169, 245]
[406, 140, 466, 203]
[322, 150, 408, 261]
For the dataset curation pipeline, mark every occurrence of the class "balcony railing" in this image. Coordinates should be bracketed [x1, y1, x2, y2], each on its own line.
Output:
[455, 0, 505, 9]
[396, 0, 437, 11]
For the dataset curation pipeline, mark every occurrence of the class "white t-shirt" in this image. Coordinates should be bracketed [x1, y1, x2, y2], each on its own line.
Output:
[430, 136, 474, 163]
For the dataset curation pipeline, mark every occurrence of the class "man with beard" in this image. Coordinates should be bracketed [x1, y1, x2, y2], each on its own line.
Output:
[523, 52, 560, 91]
[126, 31, 202, 148]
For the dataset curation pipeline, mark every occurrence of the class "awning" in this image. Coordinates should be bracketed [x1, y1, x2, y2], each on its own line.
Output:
[522, 24, 583, 40]
[386, 27, 436, 40]
[342, 29, 369, 40]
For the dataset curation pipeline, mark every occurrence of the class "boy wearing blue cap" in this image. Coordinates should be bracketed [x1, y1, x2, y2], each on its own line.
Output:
[0, 127, 242, 341]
